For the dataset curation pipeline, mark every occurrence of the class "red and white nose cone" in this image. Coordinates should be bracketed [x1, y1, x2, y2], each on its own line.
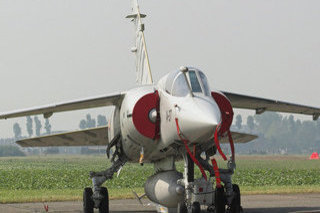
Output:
[176, 97, 221, 143]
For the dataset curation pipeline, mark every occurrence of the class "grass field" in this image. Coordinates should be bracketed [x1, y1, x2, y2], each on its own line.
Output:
[1, 155, 320, 203]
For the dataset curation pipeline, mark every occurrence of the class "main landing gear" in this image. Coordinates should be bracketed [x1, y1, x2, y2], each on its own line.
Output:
[83, 149, 127, 213]
[83, 187, 109, 213]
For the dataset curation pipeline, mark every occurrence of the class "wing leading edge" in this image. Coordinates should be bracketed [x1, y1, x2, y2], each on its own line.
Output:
[17, 126, 108, 147]
[222, 91, 320, 120]
[220, 131, 258, 144]
[0, 92, 125, 120]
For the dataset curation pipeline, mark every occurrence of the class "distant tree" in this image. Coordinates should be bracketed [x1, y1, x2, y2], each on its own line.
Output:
[247, 116, 255, 131]
[26, 116, 33, 137]
[34, 116, 42, 136]
[79, 114, 97, 129]
[79, 119, 87, 129]
[97, 115, 107, 127]
[13, 123, 22, 139]
[86, 114, 96, 128]
[235, 114, 242, 130]
[44, 118, 52, 135]
[287, 115, 296, 134]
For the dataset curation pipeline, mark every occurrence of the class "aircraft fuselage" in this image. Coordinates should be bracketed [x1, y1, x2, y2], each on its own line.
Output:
[108, 67, 222, 163]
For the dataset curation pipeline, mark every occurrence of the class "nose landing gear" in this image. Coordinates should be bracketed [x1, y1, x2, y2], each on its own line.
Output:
[179, 151, 243, 213]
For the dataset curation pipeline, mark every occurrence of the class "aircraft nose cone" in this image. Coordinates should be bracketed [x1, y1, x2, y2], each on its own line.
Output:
[197, 110, 220, 128]
[176, 98, 221, 143]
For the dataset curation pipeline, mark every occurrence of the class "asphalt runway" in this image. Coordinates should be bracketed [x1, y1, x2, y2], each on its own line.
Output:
[1, 194, 320, 213]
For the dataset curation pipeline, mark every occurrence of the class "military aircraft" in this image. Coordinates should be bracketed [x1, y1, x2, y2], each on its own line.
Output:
[1, 1, 320, 213]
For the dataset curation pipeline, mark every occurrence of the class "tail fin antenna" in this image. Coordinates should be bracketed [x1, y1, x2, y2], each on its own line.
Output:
[126, 0, 153, 85]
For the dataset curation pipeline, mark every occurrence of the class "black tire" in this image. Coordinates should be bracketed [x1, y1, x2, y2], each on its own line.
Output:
[207, 205, 215, 213]
[99, 187, 109, 213]
[230, 184, 242, 213]
[192, 202, 201, 213]
[177, 202, 188, 213]
[83, 187, 94, 213]
[215, 186, 225, 213]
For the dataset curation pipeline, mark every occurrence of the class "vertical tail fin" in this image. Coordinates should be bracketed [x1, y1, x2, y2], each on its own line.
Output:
[126, 0, 153, 85]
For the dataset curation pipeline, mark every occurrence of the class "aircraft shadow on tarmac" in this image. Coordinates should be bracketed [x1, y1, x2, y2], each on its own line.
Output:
[110, 207, 320, 213]
[110, 211, 155, 213]
[243, 207, 320, 213]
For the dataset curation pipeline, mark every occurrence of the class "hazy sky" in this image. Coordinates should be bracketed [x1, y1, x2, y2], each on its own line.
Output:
[0, 0, 319, 138]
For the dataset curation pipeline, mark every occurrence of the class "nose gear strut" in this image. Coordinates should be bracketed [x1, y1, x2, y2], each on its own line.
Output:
[175, 115, 242, 213]
[175, 118, 207, 181]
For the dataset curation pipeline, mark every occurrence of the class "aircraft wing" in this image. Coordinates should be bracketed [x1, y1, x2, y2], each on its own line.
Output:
[0, 92, 125, 120]
[16, 126, 108, 147]
[222, 91, 320, 120]
[220, 131, 258, 144]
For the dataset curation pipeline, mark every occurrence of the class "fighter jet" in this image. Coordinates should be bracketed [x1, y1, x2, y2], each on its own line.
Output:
[1, 1, 320, 213]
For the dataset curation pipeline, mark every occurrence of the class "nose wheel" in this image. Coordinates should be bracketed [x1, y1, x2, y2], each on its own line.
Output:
[227, 184, 243, 213]
[191, 202, 201, 213]
[215, 186, 226, 213]
[177, 202, 201, 213]
[177, 202, 187, 213]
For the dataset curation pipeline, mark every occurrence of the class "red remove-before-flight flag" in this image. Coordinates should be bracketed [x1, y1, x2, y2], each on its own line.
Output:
[309, 152, 319, 160]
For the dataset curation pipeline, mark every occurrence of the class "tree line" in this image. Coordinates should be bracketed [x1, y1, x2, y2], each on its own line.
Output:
[13, 116, 51, 139]
[232, 112, 320, 154]
[6, 112, 320, 156]
[12, 114, 108, 139]
[3, 114, 108, 157]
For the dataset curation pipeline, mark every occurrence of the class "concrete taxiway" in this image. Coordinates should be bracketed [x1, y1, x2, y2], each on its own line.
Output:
[1, 194, 320, 213]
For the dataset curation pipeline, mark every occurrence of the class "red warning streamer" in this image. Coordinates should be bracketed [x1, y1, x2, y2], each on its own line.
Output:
[43, 204, 49, 212]
[211, 158, 222, 188]
[175, 118, 208, 181]
[214, 123, 227, 161]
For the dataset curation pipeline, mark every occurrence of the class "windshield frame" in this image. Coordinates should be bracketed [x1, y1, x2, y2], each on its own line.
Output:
[164, 68, 211, 97]
[185, 69, 211, 96]
[198, 71, 211, 96]
[170, 72, 190, 97]
[187, 71, 203, 94]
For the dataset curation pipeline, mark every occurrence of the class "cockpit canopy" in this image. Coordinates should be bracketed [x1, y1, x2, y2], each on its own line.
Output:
[165, 68, 211, 97]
